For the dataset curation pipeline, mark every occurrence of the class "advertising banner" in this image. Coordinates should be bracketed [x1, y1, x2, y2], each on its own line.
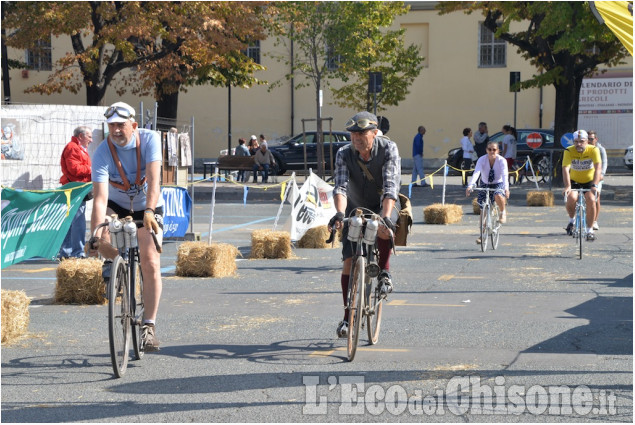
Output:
[287, 172, 336, 242]
[1, 182, 93, 268]
[160, 186, 192, 238]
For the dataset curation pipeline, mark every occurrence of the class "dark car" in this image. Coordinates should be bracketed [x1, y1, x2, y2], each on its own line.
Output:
[446, 129, 555, 182]
[268, 131, 351, 175]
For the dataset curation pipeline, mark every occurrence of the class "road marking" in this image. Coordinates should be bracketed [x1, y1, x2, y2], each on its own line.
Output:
[388, 299, 466, 307]
[7, 267, 56, 273]
[438, 275, 483, 281]
[309, 347, 409, 357]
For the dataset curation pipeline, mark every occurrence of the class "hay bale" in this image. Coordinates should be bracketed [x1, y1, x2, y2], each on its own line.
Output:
[176, 241, 240, 277]
[251, 229, 293, 259]
[1, 289, 30, 345]
[55, 258, 106, 304]
[472, 198, 481, 215]
[527, 190, 554, 207]
[297, 225, 339, 249]
[424, 203, 463, 224]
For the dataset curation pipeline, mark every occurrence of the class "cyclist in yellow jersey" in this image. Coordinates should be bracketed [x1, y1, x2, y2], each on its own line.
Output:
[562, 130, 601, 241]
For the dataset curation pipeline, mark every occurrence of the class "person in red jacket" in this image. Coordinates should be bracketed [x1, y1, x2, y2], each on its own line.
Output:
[58, 126, 93, 258]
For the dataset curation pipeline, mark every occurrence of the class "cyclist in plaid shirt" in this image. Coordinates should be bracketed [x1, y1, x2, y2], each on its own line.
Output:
[328, 111, 402, 338]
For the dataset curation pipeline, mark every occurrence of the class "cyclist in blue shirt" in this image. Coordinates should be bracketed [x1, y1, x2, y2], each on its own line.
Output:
[88, 101, 164, 351]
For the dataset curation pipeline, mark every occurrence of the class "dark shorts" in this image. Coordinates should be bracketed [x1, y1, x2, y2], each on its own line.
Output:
[341, 198, 401, 261]
[477, 182, 506, 207]
[107, 201, 164, 229]
[571, 181, 593, 190]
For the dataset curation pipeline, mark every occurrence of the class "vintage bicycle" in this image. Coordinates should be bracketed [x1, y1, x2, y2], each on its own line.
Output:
[91, 215, 160, 378]
[472, 187, 502, 252]
[327, 208, 393, 362]
[565, 188, 593, 260]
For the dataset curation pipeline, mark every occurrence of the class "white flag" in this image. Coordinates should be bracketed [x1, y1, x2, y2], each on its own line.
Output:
[286, 172, 336, 242]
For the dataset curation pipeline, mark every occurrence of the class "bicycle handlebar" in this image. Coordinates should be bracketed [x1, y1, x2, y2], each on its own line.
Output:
[90, 218, 161, 254]
[564, 188, 592, 202]
[325, 209, 394, 246]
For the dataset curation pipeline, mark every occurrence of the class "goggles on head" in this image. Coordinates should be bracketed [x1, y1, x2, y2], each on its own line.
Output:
[104, 106, 135, 120]
[345, 118, 378, 131]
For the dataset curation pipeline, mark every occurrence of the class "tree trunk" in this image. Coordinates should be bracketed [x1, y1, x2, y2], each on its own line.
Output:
[156, 84, 180, 132]
[551, 62, 584, 186]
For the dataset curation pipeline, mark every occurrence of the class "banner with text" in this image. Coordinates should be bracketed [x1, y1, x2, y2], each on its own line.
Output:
[1, 182, 93, 268]
[160, 186, 192, 238]
[286, 172, 336, 242]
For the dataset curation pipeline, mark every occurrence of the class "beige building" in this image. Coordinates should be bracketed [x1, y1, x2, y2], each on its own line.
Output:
[3, 2, 632, 169]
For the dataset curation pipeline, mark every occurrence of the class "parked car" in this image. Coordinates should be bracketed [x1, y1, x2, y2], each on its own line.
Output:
[446, 129, 555, 182]
[624, 146, 633, 169]
[268, 131, 352, 175]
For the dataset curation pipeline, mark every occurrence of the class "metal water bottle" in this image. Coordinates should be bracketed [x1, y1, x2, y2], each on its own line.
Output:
[123, 217, 137, 249]
[363, 216, 379, 245]
[108, 215, 125, 249]
[347, 209, 363, 242]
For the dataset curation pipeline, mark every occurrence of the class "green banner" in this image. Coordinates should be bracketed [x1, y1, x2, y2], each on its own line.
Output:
[1, 182, 93, 268]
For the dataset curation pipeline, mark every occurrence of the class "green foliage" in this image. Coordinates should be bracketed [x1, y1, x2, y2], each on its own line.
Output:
[437, 1, 628, 89]
[265, 1, 424, 112]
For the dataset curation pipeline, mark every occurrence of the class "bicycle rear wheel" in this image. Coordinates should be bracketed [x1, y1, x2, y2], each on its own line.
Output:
[130, 251, 145, 360]
[347, 256, 365, 361]
[490, 204, 500, 250]
[366, 275, 383, 345]
[480, 204, 489, 252]
[108, 256, 130, 378]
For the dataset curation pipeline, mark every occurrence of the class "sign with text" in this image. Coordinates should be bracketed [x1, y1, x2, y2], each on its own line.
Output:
[160, 186, 191, 238]
[1, 182, 93, 268]
[286, 172, 336, 242]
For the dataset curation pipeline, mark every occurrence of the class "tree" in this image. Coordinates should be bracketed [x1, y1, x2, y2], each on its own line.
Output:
[437, 2, 629, 184]
[328, 2, 424, 114]
[265, 1, 422, 177]
[2, 1, 267, 122]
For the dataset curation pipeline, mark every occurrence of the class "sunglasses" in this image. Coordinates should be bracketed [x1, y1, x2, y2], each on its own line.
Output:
[346, 118, 377, 130]
[104, 106, 135, 120]
[588, 137, 596, 141]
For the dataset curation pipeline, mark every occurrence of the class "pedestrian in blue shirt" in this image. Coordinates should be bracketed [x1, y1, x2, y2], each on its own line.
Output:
[411, 126, 428, 187]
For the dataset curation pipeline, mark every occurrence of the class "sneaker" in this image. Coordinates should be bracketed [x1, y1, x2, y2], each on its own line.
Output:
[586, 233, 596, 242]
[499, 211, 507, 224]
[592, 221, 599, 230]
[565, 222, 574, 236]
[378, 270, 393, 295]
[141, 324, 160, 351]
[336, 320, 348, 338]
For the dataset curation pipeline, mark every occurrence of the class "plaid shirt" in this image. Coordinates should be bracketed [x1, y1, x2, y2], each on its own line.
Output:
[333, 136, 401, 203]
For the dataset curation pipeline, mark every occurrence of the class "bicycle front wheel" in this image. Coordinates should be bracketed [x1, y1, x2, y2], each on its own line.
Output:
[347, 256, 365, 361]
[108, 256, 130, 378]
[366, 274, 383, 345]
[577, 206, 584, 260]
[480, 204, 489, 252]
[130, 251, 145, 360]
[490, 204, 500, 250]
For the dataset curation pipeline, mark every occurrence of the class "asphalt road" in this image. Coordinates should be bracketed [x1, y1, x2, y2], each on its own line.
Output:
[1, 175, 632, 422]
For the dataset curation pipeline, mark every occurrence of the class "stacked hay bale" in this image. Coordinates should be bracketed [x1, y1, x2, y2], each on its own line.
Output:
[251, 229, 293, 259]
[527, 191, 554, 206]
[297, 225, 339, 249]
[176, 242, 240, 277]
[424, 203, 463, 224]
[1, 289, 30, 344]
[55, 258, 106, 304]
[472, 198, 481, 215]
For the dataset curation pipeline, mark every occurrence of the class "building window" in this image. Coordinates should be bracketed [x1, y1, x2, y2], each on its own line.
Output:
[478, 23, 506, 67]
[26, 38, 52, 71]
[245, 41, 260, 64]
